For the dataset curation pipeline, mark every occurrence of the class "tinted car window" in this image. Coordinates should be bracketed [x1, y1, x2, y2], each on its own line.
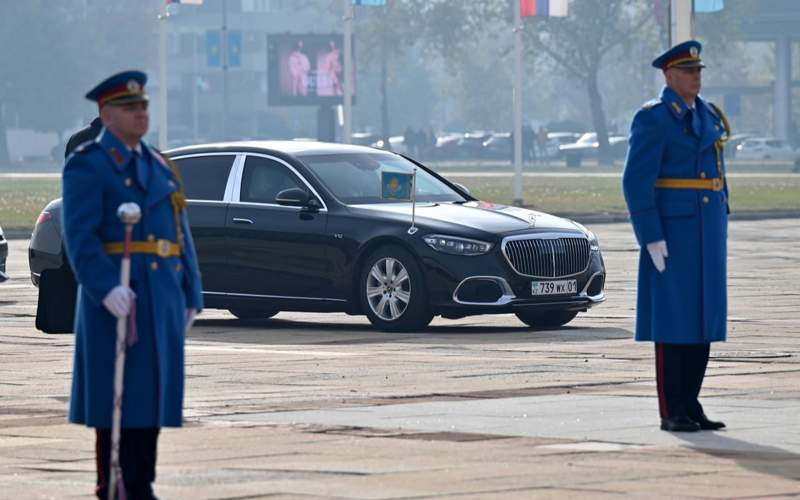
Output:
[173, 155, 235, 201]
[240, 155, 305, 204]
[298, 152, 467, 205]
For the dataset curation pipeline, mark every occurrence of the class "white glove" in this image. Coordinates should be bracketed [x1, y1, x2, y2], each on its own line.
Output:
[185, 308, 198, 334]
[646, 240, 669, 273]
[102, 286, 136, 319]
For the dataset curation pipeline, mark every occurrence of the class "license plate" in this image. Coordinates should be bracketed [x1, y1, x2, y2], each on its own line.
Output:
[531, 279, 577, 296]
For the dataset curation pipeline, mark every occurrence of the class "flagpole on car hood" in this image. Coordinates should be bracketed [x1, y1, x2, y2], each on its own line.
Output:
[408, 168, 418, 235]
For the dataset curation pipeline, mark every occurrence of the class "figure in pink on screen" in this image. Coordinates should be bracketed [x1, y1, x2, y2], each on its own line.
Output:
[317, 40, 343, 96]
[288, 40, 311, 96]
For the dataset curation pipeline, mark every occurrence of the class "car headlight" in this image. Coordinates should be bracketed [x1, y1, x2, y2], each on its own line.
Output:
[423, 235, 493, 256]
[572, 222, 600, 252]
[587, 231, 600, 252]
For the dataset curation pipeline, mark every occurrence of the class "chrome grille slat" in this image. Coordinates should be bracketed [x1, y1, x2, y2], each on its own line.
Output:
[503, 236, 590, 278]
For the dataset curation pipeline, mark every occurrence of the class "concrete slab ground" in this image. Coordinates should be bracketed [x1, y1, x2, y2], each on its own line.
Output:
[0, 219, 798, 498]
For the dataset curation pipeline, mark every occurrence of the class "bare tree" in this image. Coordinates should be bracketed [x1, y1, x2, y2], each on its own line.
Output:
[521, 0, 654, 164]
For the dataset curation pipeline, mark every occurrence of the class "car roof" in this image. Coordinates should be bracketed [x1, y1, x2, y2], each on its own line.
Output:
[165, 140, 386, 157]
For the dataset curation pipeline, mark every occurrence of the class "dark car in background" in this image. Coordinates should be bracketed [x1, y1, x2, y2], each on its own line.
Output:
[559, 132, 628, 166]
[0, 224, 8, 283]
[433, 131, 493, 161]
[541, 132, 582, 159]
[28, 200, 78, 331]
[481, 132, 513, 160]
[29, 141, 606, 332]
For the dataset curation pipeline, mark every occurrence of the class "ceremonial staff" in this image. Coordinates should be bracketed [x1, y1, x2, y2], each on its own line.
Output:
[108, 202, 141, 500]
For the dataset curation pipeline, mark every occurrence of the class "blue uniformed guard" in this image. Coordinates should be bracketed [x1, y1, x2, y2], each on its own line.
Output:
[63, 70, 203, 498]
[622, 41, 731, 433]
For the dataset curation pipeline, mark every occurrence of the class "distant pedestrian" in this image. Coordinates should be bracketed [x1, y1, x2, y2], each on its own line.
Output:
[536, 126, 548, 163]
[62, 70, 203, 498]
[622, 40, 731, 433]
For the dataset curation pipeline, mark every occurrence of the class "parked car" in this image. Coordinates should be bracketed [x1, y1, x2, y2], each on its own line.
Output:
[459, 131, 491, 160]
[30, 141, 606, 332]
[541, 132, 582, 159]
[735, 137, 798, 161]
[370, 136, 409, 154]
[432, 133, 464, 160]
[559, 133, 628, 166]
[28, 200, 78, 332]
[481, 132, 513, 160]
[725, 133, 756, 159]
[351, 132, 379, 147]
[0, 224, 8, 283]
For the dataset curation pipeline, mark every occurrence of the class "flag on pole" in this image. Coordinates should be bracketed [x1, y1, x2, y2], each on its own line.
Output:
[381, 172, 413, 200]
[520, 0, 568, 17]
[694, 0, 724, 12]
[353, 0, 386, 5]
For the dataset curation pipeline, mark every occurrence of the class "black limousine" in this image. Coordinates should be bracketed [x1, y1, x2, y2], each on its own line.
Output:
[29, 141, 605, 332]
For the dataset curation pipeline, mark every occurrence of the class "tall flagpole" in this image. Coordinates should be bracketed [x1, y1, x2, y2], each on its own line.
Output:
[670, 0, 693, 45]
[512, 2, 524, 207]
[343, 0, 354, 144]
[158, 2, 169, 150]
[221, 0, 229, 141]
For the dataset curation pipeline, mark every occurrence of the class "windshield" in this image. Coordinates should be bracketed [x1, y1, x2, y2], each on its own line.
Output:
[298, 152, 467, 205]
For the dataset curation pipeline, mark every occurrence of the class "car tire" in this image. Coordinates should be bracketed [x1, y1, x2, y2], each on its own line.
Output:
[35, 265, 78, 334]
[360, 245, 433, 332]
[228, 308, 279, 320]
[515, 310, 578, 329]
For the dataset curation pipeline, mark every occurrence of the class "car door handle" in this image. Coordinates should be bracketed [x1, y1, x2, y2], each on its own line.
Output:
[232, 217, 253, 225]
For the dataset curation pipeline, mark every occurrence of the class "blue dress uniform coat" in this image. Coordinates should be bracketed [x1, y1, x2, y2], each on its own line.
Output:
[622, 86, 728, 344]
[63, 127, 203, 428]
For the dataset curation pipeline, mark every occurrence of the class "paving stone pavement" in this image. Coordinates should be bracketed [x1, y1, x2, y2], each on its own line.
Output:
[0, 219, 798, 498]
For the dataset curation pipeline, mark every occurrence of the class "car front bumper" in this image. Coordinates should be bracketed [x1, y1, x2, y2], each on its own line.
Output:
[0, 237, 8, 282]
[420, 245, 606, 318]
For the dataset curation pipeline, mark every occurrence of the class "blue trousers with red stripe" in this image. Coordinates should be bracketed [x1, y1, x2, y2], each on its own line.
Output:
[655, 343, 710, 419]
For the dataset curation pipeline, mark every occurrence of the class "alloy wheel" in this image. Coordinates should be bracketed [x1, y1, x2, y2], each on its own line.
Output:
[365, 257, 411, 321]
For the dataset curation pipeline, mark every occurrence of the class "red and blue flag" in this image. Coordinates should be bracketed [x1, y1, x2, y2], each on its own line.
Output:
[520, 0, 568, 17]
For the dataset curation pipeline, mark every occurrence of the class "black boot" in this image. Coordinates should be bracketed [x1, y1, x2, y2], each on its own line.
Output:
[660, 416, 700, 432]
[692, 414, 726, 430]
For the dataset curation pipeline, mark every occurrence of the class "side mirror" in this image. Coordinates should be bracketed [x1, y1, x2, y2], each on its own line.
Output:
[454, 182, 470, 195]
[275, 187, 310, 207]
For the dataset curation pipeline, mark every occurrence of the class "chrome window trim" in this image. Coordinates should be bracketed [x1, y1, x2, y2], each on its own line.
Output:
[227, 201, 308, 212]
[187, 200, 228, 207]
[170, 152, 242, 203]
[452, 276, 516, 306]
[203, 291, 346, 302]
[501, 232, 590, 279]
[232, 152, 328, 212]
